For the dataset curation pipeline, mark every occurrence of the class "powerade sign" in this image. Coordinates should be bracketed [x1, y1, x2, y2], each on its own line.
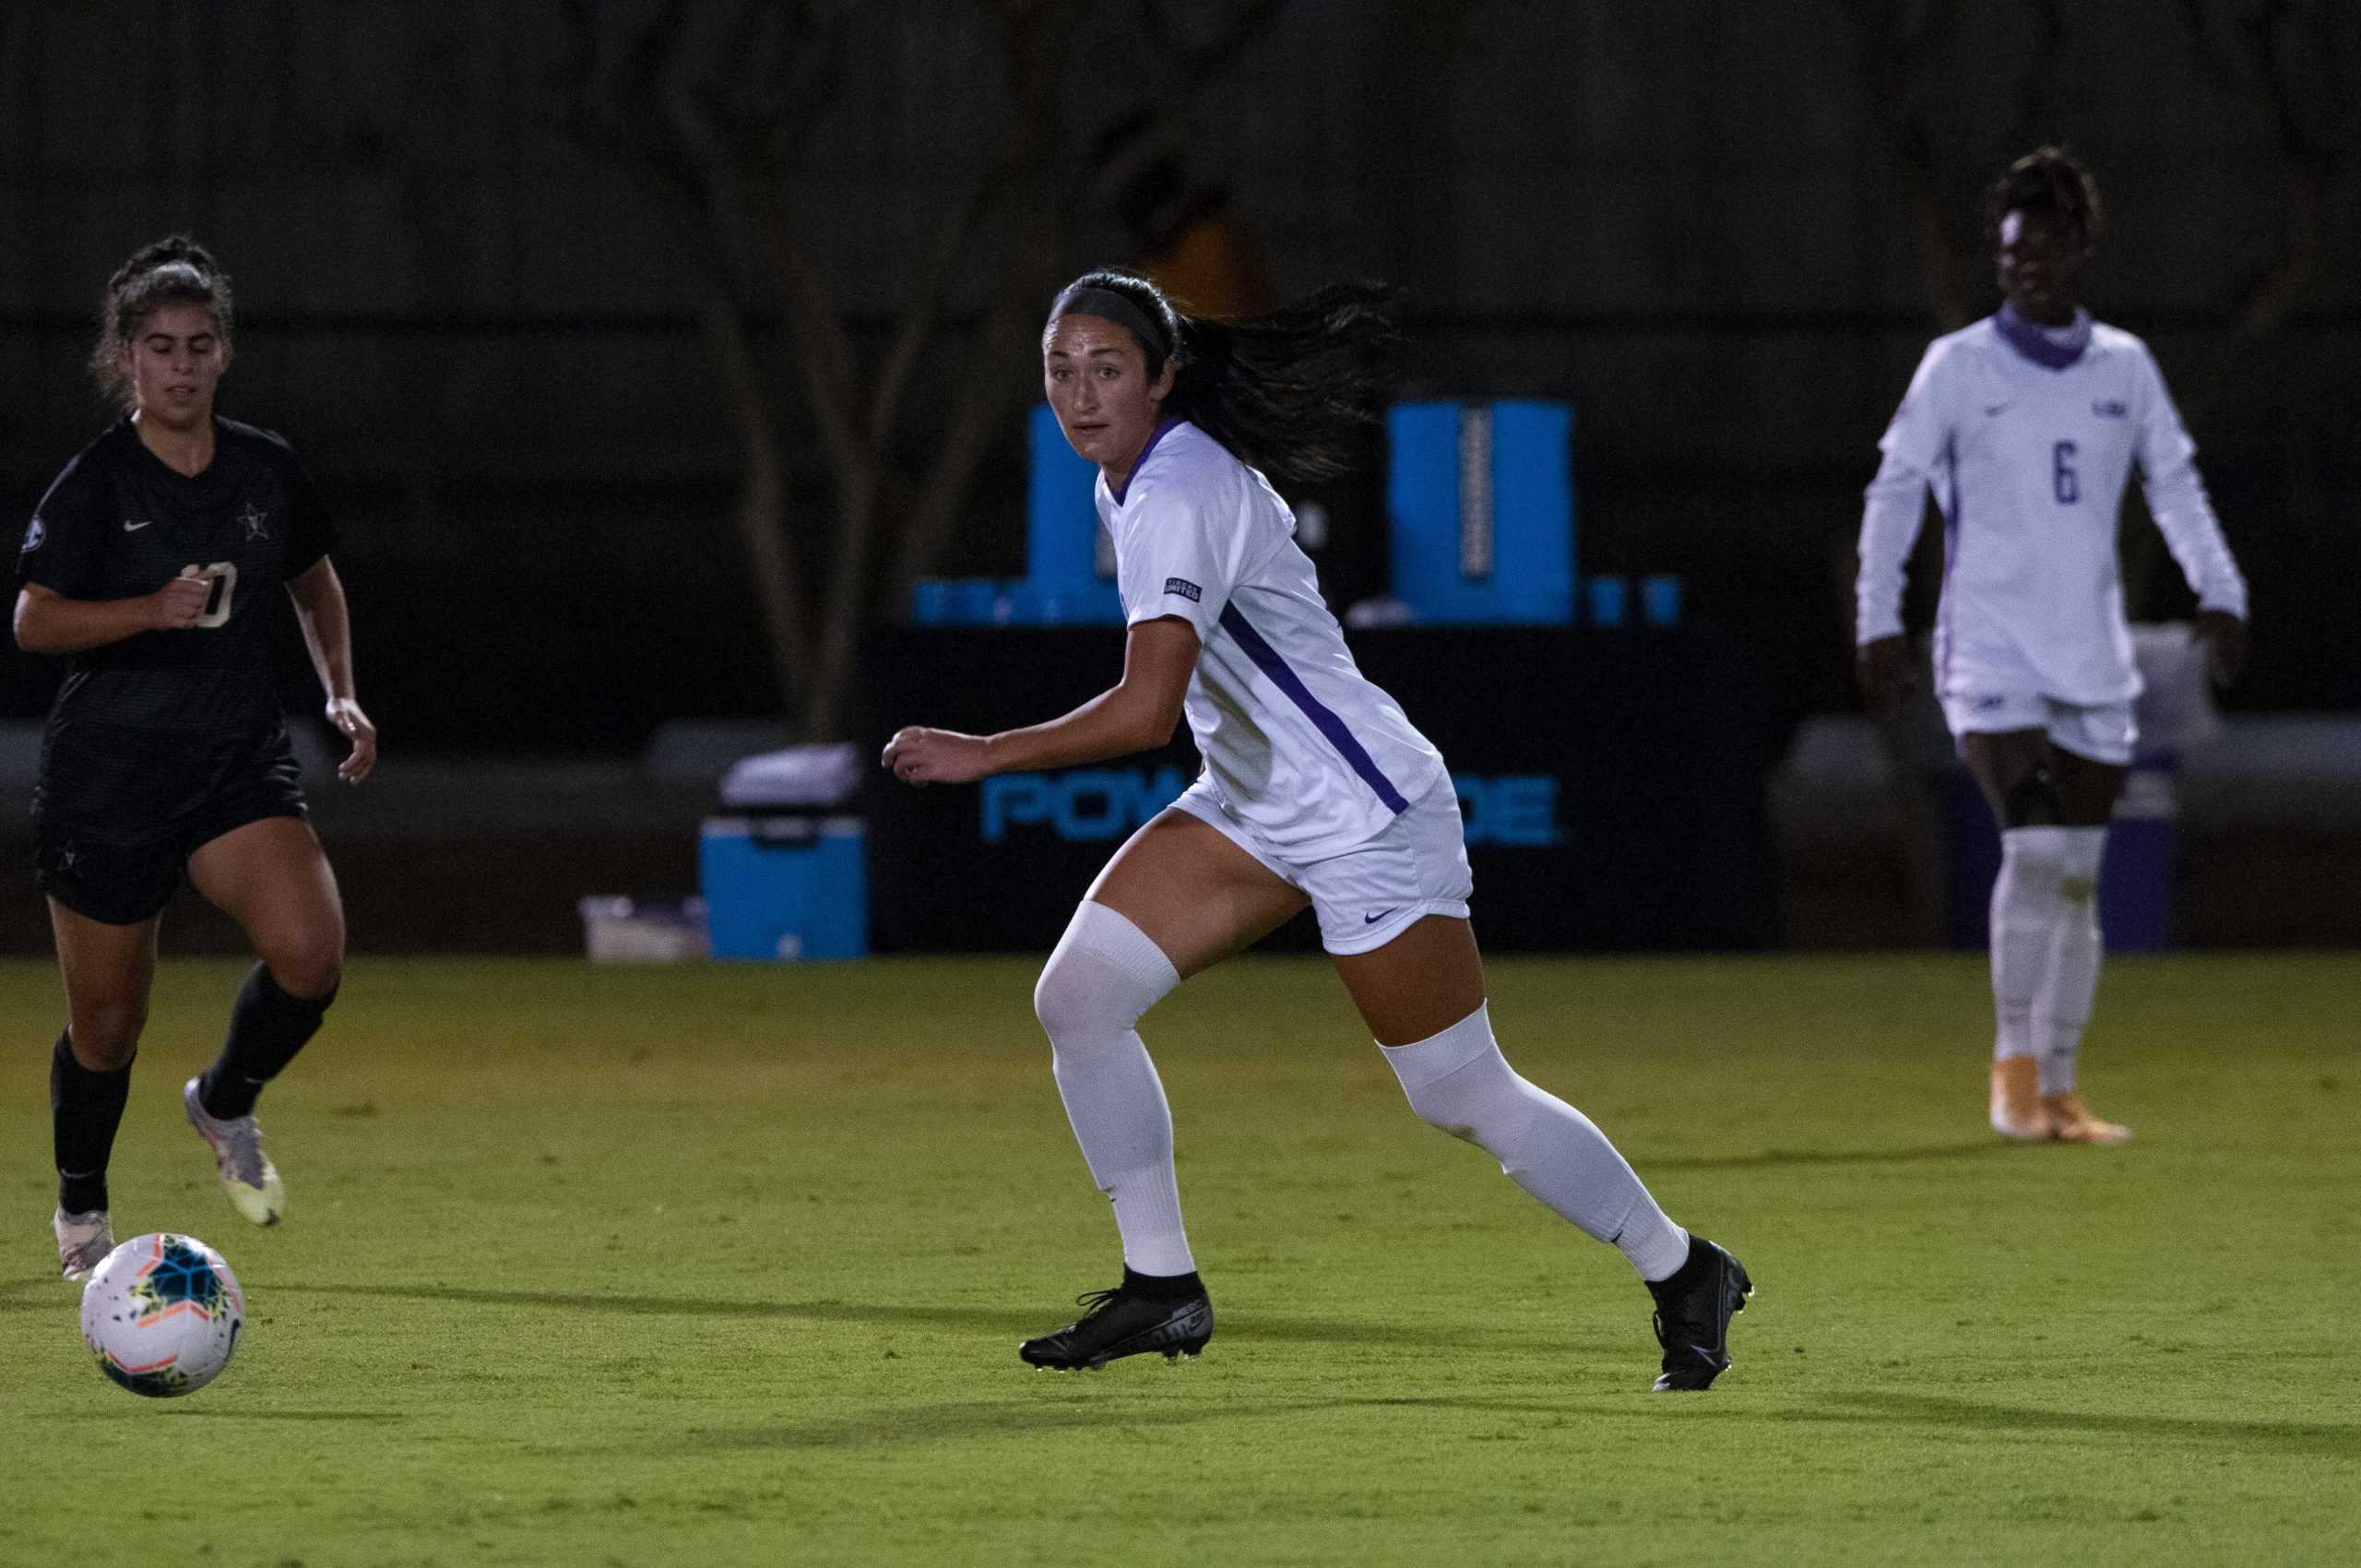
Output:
[982, 766, 1192, 844]
[980, 768, 1562, 848]
[868, 626, 1780, 953]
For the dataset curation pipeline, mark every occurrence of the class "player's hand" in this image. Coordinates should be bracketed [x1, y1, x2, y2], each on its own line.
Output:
[326, 696, 378, 783]
[147, 567, 212, 630]
[2192, 610, 2247, 689]
[881, 726, 991, 787]
[1856, 636, 1917, 720]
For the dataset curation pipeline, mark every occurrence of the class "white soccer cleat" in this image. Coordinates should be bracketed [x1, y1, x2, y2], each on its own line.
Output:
[55, 1207, 113, 1282]
[184, 1078, 286, 1226]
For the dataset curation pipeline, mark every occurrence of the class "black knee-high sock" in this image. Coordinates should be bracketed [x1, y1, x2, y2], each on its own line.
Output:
[53, 1031, 132, 1215]
[198, 963, 335, 1121]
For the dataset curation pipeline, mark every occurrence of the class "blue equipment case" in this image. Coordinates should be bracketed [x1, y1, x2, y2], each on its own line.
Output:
[699, 814, 868, 960]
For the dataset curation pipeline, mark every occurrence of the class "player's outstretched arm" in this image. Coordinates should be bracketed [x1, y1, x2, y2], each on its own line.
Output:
[286, 556, 376, 783]
[12, 576, 210, 653]
[883, 616, 1198, 786]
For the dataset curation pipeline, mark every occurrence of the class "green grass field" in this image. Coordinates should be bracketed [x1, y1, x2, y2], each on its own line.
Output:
[3, 953, 2355, 1567]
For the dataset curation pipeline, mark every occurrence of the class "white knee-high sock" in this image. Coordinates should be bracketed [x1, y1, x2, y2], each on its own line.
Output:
[2033, 827, 2108, 1095]
[1034, 901, 1192, 1277]
[1381, 1004, 1689, 1282]
[1990, 827, 2070, 1063]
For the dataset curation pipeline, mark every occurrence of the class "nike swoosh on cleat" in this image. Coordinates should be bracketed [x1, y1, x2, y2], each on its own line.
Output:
[123, 519, 154, 531]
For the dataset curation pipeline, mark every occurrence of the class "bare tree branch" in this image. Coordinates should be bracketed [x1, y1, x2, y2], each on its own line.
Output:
[1864, 0, 1968, 329]
[1139, 0, 1289, 91]
[867, 164, 1003, 449]
[701, 296, 812, 718]
[563, 0, 1284, 738]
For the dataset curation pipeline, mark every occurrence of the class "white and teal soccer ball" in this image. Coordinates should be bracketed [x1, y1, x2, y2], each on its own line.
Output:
[77, 1232, 245, 1397]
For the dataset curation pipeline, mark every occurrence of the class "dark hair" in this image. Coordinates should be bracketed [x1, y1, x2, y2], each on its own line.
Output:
[91, 235, 234, 406]
[1984, 146, 2104, 251]
[1049, 268, 1401, 494]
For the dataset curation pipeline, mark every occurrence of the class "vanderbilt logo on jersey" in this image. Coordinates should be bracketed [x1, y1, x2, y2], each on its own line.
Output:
[238, 502, 271, 542]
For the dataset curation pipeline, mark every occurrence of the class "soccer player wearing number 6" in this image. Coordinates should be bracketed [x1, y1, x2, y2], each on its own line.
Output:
[884, 270, 1750, 1389]
[14, 238, 375, 1279]
[1856, 149, 2248, 1145]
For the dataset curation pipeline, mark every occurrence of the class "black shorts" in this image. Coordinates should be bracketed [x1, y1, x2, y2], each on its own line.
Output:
[32, 722, 309, 926]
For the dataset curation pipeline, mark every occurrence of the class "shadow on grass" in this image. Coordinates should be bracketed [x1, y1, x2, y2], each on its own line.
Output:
[155, 1409, 410, 1422]
[0, 1275, 67, 1313]
[659, 1394, 1576, 1453]
[264, 1283, 1605, 1354]
[1648, 1141, 2008, 1171]
[666, 1387, 2361, 1458]
[1798, 1391, 2361, 1459]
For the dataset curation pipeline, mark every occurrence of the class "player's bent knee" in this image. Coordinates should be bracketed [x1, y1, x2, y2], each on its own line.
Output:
[1033, 902, 1180, 1044]
[70, 1001, 148, 1068]
[1033, 951, 1138, 1041]
[257, 926, 344, 1002]
[1396, 1047, 1529, 1152]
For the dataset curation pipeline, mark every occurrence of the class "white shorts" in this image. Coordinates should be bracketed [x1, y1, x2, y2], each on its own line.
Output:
[1941, 687, 2137, 766]
[1171, 776, 1474, 956]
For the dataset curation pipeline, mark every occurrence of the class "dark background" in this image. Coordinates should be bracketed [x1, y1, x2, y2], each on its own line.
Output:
[2, 2, 2356, 954]
[6, 1, 2356, 754]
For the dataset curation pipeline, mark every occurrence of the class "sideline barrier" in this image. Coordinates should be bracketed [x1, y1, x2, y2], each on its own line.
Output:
[863, 626, 1782, 954]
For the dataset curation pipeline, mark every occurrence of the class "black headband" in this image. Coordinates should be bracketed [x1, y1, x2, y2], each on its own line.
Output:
[1052, 286, 1171, 358]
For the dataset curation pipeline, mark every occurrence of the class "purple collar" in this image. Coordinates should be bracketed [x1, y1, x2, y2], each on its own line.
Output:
[1993, 303, 2092, 370]
[1109, 418, 1180, 505]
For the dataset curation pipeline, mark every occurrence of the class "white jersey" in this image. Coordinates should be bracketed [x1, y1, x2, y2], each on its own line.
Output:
[1098, 420, 1446, 856]
[1857, 311, 2247, 705]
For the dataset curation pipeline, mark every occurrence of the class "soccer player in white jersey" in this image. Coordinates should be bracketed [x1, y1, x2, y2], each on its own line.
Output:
[1857, 148, 2248, 1145]
[884, 269, 1750, 1389]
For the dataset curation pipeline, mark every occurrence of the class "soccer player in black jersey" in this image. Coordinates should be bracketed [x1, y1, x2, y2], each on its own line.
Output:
[12, 237, 375, 1280]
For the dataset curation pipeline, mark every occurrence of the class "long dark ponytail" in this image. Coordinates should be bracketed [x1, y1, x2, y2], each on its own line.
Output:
[1049, 269, 1401, 494]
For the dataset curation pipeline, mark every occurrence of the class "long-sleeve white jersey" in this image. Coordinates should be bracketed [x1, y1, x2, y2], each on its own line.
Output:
[1856, 313, 2247, 705]
[1097, 419, 1446, 857]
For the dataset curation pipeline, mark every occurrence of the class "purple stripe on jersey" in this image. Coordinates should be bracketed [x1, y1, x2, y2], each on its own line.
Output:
[1217, 603, 1410, 814]
[1109, 418, 1181, 505]
[1992, 304, 2089, 370]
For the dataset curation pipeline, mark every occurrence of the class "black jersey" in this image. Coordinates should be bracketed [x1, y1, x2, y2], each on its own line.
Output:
[15, 415, 335, 738]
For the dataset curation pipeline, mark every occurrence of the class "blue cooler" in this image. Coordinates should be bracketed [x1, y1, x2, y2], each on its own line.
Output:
[700, 814, 867, 960]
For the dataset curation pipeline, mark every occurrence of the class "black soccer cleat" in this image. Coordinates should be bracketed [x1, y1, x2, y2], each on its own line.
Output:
[1018, 1274, 1214, 1371]
[1646, 1236, 1752, 1391]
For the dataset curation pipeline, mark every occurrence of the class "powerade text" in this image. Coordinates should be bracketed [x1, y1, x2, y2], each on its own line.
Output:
[979, 768, 1562, 847]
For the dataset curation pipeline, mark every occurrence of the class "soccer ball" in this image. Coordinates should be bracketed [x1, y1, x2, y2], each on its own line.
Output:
[78, 1232, 246, 1397]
